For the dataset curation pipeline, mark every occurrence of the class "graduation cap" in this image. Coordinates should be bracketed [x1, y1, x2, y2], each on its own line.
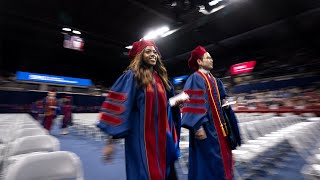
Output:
[65, 96, 72, 99]
[48, 89, 57, 96]
[188, 46, 207, 69]
[48, 89, 57, 93]
[128, 40, 161, 60]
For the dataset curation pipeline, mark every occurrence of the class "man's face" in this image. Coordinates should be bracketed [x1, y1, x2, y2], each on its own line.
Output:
[143, 46, 158, 66]
[198, 52, 213, 70]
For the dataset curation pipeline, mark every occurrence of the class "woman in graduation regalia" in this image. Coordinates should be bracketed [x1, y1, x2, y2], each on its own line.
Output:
[97, 40, 181, 180]
[42, 89, 58, 132]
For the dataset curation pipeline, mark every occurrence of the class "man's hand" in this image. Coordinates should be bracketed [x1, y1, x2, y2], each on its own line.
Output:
[195, 126, 207, 140]
[222, 100, 230, 109]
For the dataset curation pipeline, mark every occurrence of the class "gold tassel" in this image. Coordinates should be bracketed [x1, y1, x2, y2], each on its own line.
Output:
[224, 122, 228, 135]
[220, 124, 227, 137]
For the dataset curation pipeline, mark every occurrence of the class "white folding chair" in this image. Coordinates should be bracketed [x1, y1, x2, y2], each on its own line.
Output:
[7, 135, 60, 157]
[14, 128, 47, 140]
[4, 151, 84, 180]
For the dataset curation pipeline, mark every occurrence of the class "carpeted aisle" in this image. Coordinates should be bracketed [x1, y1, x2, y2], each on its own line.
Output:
[50, 122, 309, 180]
[51, 124, 126, 180]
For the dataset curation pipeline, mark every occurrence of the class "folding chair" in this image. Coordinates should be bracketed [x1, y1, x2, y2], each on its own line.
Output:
[4, 151, 84, 180]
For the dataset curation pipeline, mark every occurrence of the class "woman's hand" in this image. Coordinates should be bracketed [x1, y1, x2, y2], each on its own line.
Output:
[173, 99, 189, 107]
[102, 144, 114, 162]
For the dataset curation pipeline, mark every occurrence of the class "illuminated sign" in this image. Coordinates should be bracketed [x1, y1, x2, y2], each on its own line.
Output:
[63, 35, 84, 51]
[230, 61, 256, 75]
[16, 71, 92, 87]
[173, 75, 188, 85]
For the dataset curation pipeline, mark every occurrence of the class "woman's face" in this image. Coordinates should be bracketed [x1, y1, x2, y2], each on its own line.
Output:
[142, 46, 158, 66]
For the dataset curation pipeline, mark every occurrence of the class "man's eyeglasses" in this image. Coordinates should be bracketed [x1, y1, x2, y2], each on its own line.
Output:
[201, 57, 213, 60]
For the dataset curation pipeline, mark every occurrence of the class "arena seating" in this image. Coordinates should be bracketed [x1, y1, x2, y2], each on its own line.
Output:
[0, 114, 83, 180]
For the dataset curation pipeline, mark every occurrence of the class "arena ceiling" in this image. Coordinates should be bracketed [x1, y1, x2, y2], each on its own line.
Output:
[0, 0, 319, 86]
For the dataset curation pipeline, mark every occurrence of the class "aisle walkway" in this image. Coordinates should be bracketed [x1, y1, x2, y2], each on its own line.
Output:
[51, 124, 126, 180]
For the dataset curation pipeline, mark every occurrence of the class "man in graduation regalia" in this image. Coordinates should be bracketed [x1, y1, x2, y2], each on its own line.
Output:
[181, 46, 241, 180]
[97, 40, 181, 180]
[60, 96, 72, 135]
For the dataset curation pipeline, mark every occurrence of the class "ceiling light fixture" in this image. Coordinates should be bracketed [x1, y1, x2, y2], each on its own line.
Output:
[62, 28, 72, 32]
[199, 4, 226, 15]
[209, 0, 223, 6]
[143, 26, 170, 40]
[72, 30, 81, 35]
[125, 45, 133, 49]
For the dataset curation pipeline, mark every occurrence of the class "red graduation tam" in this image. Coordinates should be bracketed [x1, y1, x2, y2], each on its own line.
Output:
[48, 89, 56, 93]
[128, 40, 160, 60]
[65, 96, 72, 99]
[188, 46, 207, 69]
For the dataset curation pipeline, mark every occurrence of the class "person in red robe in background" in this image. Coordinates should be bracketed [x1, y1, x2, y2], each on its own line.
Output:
[43, 89, 58, 132]
[36, 100, 44, 122]
[60, 96, 72, 135]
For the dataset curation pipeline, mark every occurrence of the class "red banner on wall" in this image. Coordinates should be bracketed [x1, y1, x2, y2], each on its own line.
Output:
[230, 61, 256, 75]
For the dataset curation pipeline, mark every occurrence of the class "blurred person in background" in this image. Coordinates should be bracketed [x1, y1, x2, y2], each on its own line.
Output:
[97, 40, 181, 180]
[181, 46, 241, 180]
[36, 100, 44, 122]
[30, 101, 38, 120]
[31, 99, 44, 121]
[60, 96, 73, 135]
[42, 89, 58, 132]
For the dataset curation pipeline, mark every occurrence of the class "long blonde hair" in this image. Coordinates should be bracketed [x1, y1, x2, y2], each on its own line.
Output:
[126, 49, 171, 91]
